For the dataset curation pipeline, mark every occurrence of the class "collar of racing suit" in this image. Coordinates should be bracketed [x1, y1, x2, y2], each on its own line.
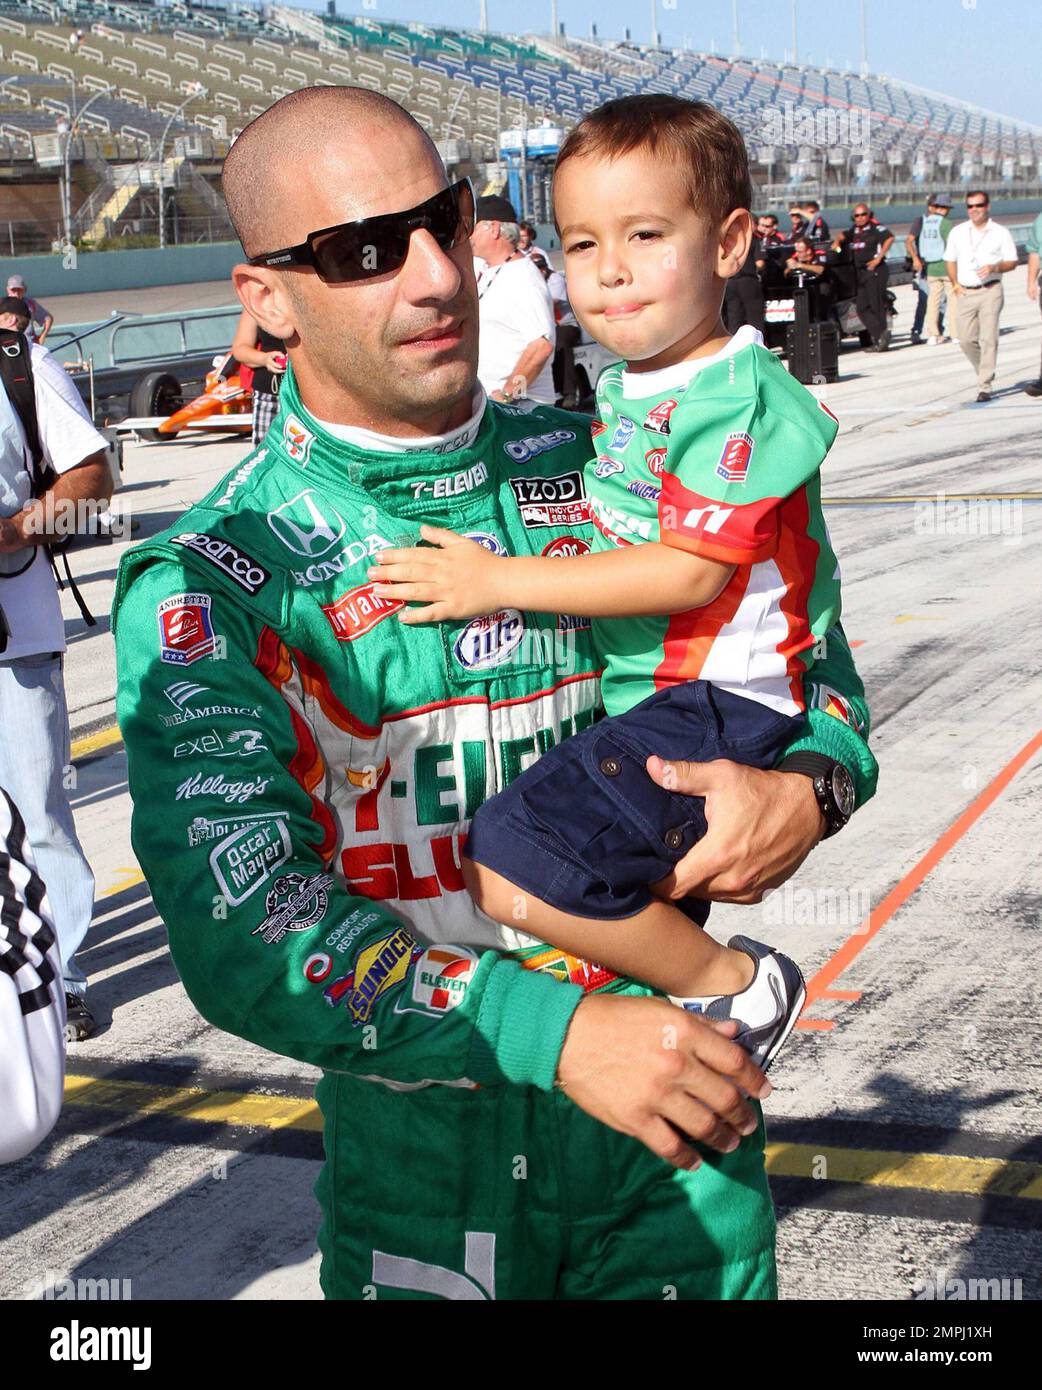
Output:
[266, 360, 513, 525]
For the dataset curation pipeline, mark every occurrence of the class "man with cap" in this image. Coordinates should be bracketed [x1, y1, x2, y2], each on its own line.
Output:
[906, 195, 953, 345]
[470, 194, 556, 404]
[5, 276, 53, 346]
[832, 205, 894, 352]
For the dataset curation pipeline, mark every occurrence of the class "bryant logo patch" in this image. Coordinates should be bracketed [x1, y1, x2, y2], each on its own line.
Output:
[643, 399, 678, 435]
[157, 593, 216, 666]
[322, 583, 404, 641]
[716, 432, 754, 483]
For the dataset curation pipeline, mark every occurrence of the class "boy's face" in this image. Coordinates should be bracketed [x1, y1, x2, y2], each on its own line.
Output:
[555, 148, 746, 369]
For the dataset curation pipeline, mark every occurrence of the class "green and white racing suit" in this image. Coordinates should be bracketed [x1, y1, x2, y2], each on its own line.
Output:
[112, 365, 875, 1299]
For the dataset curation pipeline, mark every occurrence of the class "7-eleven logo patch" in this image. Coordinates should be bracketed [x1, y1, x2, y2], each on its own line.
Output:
[407, 945, 478, 1014]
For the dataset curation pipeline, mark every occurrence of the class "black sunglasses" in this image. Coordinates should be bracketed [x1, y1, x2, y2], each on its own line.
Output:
[966, 201, 989, 209]
[247, 178, 475, 284]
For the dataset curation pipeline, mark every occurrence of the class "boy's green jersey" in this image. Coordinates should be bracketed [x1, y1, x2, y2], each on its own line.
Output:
[588, 326, 842, 719]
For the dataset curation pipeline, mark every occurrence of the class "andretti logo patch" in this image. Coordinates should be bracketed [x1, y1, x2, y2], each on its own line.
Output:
[157, 593, 215, 666]
[715, 431, 754, 483]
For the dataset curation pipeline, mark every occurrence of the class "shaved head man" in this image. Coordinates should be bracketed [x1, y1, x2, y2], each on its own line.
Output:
[224, 86, 478, 433]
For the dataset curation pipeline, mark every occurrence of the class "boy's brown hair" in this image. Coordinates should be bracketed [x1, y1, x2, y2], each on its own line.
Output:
[553, 95, 752, 230]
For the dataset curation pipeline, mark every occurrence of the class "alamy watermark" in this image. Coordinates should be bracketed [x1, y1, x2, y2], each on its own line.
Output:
[760, 101, 872, 150]
[913, 493, 1022, 544]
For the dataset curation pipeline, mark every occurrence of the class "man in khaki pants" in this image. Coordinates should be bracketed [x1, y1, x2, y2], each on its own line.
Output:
[944, 191, 1018, 402]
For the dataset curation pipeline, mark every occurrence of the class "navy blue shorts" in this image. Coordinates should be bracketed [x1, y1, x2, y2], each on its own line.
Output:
[466, 680, 803, 925]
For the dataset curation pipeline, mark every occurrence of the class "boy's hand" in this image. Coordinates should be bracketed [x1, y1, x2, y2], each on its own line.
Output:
[370, 524, 507, 624]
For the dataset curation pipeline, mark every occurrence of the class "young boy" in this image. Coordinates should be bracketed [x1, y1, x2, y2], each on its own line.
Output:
[371, 96, 845, 1069]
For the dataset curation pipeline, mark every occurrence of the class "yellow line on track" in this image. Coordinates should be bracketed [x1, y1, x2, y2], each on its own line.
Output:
[71, 725, 122, 761]
[60, 1075, 1042, 1199]
[765, 1142, 1042, 1201]
[64, 1074, 323, 1133]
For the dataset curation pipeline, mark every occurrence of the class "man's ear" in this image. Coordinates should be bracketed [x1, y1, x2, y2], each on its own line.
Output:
[230, 264, 297, 342]
[718, 208, 754, 281]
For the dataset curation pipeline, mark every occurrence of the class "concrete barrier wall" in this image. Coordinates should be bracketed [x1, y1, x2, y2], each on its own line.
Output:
[0, 242, 243, 297]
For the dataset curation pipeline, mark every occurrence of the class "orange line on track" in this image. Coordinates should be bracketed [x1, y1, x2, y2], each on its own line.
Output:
[801, 726, 1042, 1021]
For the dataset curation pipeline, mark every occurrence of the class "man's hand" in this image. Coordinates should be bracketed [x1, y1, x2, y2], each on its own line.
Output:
[371, 523, 507, 624]
[1028, 278, 1039, 301]
[645, 756, 825, 904]
[976, 264, 993, 279]
[556, 994, 771, 1170]
[0, 514, 26, 554]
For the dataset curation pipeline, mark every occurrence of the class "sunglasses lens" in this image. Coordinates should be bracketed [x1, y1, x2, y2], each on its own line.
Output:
[311, 181, 474, 284]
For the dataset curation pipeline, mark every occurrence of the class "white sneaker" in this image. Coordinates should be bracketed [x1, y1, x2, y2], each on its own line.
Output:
[926, 335, 944, 346]
[670, 935, 807, 1071]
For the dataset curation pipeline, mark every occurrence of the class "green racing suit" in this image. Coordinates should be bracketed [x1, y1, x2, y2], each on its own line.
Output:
[112, 364, 876, 1299]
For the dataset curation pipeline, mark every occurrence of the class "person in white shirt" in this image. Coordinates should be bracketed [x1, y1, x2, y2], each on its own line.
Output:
[943, 191, 1019, 401]
[530, 250, 583, 408]
[0, 785, 65, 1162]
[470, 195, 557, 404]
[0, 301, 111, 1041]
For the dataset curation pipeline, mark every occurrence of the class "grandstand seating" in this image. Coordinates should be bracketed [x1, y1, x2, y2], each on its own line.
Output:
[2, 0, 1040, 244]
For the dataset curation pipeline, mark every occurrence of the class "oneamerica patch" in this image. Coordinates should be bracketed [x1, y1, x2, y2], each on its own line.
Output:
[171, 532, 271, 595]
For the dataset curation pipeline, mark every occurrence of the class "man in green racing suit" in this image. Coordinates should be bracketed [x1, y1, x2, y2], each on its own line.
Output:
[112, 88, 876, 1300]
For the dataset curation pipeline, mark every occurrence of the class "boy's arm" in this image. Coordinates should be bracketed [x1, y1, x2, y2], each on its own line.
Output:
[371, 525, 734, 622]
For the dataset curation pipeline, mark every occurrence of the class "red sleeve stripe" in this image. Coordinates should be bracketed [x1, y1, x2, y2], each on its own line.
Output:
[254, 625, 338, 863]
[770, 487, 821, 708]
[652, 564, 750, 690]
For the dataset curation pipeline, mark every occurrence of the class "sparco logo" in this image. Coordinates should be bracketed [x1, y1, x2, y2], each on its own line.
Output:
[267, 489, 346, 557]
[171, 533, 271, 595]
[508, 471, 590, 529]
[503, 429, 576, 463]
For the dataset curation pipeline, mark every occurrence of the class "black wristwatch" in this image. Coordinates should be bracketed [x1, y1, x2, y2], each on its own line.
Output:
[776, 752, 855, 838]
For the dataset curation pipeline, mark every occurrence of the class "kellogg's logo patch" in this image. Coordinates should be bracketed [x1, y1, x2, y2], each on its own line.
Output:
[322, 584, 404, 641]
[715, 431, 754, 483]
[157, 593, 216, 666]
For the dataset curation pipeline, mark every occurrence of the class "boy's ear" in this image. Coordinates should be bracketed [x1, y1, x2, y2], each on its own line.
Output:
[717, 208, 754, 281]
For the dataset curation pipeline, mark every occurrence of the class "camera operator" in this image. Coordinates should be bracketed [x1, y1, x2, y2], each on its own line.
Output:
[0, 301, 111, 1041]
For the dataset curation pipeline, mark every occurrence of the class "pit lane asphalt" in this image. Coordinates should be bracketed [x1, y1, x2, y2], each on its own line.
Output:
[2, 277, 1040, 1301]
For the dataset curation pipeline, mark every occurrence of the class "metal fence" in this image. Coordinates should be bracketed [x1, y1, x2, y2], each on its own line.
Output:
[1, 212, 235, 256]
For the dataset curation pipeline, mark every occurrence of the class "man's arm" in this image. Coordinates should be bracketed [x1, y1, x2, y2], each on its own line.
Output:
[36, 312, 53, 345]
[114, 556, 769, 1163]
[493, 336, 553, 403]
[650, 622, 876, 904]
[1028, 252, 1040, 301]
[0, 455, 110, 553]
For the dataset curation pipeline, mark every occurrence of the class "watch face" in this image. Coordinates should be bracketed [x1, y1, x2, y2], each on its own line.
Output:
[831, 765, 856, 820]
